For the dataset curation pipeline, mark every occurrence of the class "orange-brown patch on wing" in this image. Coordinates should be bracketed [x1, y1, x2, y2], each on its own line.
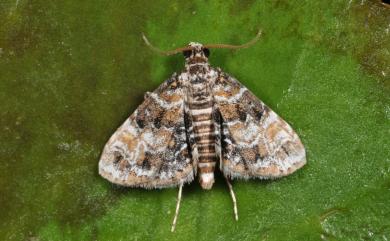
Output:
[266, 122, 284, 141]
[258, 143, 268, 158]
[214, 85, 241, 98]
[161, 107, 182, 125]
[229, 122, 259, 144]
[126, 170, 146, 183]
[229, 122, 246, 141]
[219, 104, 240, 120]
[240, 148, 256, 162]
[256, 164, 281, 176]
[275, 147, 288, 160]
[135, 144, 146, 166]
[153, 129, 173, 149]
[169, 138, 176, 148]
[120, 133, 138, 151]
[223, 159, 246, 173]
[149, 154, 162, 167]
[150, 105, 164, 119]
[160, 93, 182, 103]
[118, 159, 128, 171]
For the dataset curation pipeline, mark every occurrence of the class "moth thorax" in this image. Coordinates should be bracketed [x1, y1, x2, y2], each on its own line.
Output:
[199, 172, 215, 190]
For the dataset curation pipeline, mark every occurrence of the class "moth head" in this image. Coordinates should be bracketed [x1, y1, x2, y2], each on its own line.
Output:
[183, 42, 210, 62]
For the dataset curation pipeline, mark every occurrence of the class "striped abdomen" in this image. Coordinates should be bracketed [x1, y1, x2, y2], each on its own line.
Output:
[189, 91, 216, 190]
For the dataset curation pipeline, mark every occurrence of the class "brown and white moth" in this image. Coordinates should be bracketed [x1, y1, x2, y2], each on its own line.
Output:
[99, 30, 306, 231]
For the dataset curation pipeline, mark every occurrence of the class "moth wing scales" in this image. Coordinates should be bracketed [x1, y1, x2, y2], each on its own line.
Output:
[99, 76, 195, 188]
[213, 71, 306, 179]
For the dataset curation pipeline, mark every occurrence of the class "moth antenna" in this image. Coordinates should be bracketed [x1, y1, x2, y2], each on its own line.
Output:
[142, 33, 193, 56]
[204, 29, 262, 50]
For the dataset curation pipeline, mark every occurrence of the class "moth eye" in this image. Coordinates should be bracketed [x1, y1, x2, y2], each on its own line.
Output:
[183, 50, 192, 58]
[203, 48, 210, 57]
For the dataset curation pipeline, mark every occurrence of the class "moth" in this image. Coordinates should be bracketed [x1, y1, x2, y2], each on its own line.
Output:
[99, 30, 306, 231]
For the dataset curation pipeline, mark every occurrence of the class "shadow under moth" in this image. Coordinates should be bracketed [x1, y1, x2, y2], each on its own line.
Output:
[98, 30, 306, 232]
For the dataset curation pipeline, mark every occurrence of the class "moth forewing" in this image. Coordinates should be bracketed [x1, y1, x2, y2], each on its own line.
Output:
[212, 73, 306, 179]
[98, 75, 196, 189]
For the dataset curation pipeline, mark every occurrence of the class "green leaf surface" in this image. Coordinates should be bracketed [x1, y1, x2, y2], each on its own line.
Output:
[1, 1, 389, 240]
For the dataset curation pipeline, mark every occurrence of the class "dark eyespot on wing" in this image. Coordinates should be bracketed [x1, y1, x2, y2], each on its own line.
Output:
[136, 117, 145, 128]
[142, 159, 151, 170]
[153, 114, 162, 129]
[237, 105, 247, 122]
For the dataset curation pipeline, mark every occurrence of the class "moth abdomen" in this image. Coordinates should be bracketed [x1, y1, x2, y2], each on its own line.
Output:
[188, 85, 217, 189]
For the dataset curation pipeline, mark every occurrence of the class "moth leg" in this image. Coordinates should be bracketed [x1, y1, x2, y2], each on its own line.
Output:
[225, 177, 238, 221]
[171, 183, 183, 232]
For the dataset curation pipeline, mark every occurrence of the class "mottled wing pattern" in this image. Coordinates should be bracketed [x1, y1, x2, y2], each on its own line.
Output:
[213, 71, 306, 179]
[99, 76, 195, 188]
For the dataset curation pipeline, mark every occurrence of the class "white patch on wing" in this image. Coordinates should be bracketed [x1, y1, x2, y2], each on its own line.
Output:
[262, 111, 279, 129]
[99, 161, 124, 179]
